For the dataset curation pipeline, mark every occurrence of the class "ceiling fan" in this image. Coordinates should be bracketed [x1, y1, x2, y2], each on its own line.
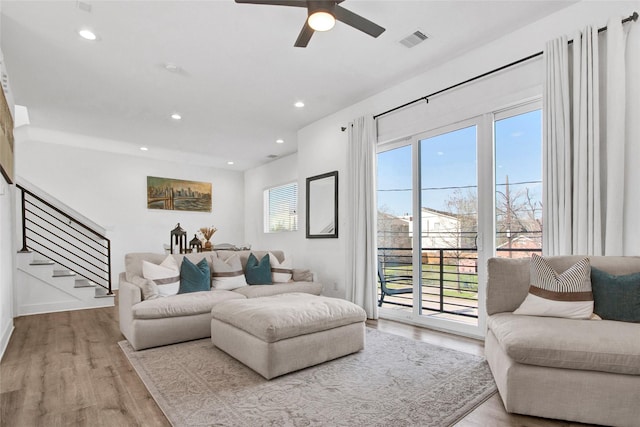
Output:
[234, 0, 385, 47]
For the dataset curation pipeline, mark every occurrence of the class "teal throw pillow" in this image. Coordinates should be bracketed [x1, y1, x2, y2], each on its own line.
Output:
[591, 267, 640, 323]
[245, 253, 272, 285]
[179, 257, 211, 294]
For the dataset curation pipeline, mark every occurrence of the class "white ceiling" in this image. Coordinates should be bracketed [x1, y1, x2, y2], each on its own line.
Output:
[1, 0, 576, 170]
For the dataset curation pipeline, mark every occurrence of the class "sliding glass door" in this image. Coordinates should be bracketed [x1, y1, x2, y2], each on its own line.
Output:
[377, 144, 413, 309]
[419, 124, 478, 321]
[376, 101, 542, 336]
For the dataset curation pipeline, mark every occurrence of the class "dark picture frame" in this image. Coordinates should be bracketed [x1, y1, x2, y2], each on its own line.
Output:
[306, 171, 338, 239]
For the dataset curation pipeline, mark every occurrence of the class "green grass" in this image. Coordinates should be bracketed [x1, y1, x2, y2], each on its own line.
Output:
[382, 263, 479, 298]
[443, 289, 477, 299]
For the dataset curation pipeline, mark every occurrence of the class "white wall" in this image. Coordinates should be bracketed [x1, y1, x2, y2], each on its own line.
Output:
[15, 127, 245, 287]
[244, 137, 348, 297]
[244, 1, 638, 302]
[0, 177, 15, 358]
[295, 121, 348, 298]
[1, 31, 16, 358]
[244, 153, 300, 254]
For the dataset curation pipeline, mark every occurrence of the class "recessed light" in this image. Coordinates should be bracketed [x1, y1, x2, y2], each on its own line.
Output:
[227, 161, 234, 165]
[164, 63, 180, 72]
[294, 101, 305, 108]
[140, 147, 148, 151]
[78, 29, 97, 41]
[171, 113, 182, 120]
[276, 139, 284, 144]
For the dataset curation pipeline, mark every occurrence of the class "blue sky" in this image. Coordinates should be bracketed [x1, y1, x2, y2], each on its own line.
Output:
[377, 109, 542, 216]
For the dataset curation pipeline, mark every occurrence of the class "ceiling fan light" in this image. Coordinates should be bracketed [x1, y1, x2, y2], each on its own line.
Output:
[78, 29, 97, 41]
[308, 11, 335, 32]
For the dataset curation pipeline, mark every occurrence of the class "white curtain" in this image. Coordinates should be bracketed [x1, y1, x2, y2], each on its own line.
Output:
[543, 17, 640, 256]
[346, 116, 378, 319]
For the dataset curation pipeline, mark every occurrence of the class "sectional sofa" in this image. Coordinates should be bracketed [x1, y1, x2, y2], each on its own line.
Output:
[119, 250, 323, 350]
[485, 255, 640, 427]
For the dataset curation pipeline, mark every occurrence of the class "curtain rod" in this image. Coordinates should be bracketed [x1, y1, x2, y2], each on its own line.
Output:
[372, 11, 638, 121]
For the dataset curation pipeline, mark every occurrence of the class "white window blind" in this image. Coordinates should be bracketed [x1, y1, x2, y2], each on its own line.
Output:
[264, 182, 298, 232]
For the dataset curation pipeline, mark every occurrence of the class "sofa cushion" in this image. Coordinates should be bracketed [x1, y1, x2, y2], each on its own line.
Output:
[210, 254, 247, 290]
[210, 293, 366, 342]
[591, 267, 640, 323]
[232, 281, 323, 298]
[142, 255, 181, 297]
[125, 252, 212, 281]
[514, 255, 593, 319]
[292, 268, 313, 282]
[215, 250, 285, 270]
[245, 253, 272, 285]
[132, 290, 245, 319]
[488, 312, 640, 375]
[179, 257, 210, 294]
[269, 252, 293, 282]
[129, 275, 160, 300]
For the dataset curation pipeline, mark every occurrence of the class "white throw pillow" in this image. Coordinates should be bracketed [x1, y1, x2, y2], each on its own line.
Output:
[514, 254, 593, 319]
[142, 256, 180, 297]
[269, 252, 293, 283]
[210, 254, 247, 290]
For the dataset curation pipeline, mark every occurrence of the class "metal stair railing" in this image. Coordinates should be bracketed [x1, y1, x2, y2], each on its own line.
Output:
[17, 184, 112, 295]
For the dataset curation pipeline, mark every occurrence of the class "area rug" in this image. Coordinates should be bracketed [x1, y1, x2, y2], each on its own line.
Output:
[119, 328, 496, 427]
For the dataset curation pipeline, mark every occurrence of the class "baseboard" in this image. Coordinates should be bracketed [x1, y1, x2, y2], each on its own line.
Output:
[0, 320, 14, 362]
[18, 299, 114, 316]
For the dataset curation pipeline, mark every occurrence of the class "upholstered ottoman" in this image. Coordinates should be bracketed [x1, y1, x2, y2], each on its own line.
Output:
[210, 292, 367, 379]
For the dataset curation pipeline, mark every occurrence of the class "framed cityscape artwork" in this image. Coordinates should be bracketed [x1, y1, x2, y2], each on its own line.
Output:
[0, 88, 14, 184]
[147, 176, 212, 212]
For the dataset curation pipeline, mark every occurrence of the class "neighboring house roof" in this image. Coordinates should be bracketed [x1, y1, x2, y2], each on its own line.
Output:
[398, 207, 459, 223]
[421, 207, 458, 220]
[378, 212, 410, 224]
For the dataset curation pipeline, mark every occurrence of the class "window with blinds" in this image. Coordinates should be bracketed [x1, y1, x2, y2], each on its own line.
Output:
[264, 182, 298, 232]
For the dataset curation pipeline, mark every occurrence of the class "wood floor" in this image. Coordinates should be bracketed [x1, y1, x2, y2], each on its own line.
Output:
[1, 307, 595, 427]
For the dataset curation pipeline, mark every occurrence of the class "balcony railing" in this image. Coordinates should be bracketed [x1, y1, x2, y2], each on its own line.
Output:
[378, 244, 541, 319]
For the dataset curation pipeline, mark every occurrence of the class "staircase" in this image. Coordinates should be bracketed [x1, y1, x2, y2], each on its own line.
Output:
[16, 252, 114, 315]
[15, 179, 114, 315]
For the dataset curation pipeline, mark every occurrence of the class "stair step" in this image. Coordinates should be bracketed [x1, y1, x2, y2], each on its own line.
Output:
[94, 287, 114, 298]
[30, 259, 55, 266]
[74, 279, 96, 288]
[52, 269, 76, 278]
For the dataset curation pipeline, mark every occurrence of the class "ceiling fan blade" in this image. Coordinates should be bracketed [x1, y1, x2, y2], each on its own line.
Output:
[294, 21, 314, 47]
[334, 4, 385, 38]
[234, 0, 307, 7]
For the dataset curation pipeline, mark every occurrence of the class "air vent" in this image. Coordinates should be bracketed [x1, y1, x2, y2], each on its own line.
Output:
[76, 1, 92, 12]
[399, 30, 428, 48]
[267, 154, 279, 159]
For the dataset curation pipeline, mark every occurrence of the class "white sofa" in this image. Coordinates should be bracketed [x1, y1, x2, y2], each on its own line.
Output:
[485, 255, 640, 427]
[119, 250, 323, 350]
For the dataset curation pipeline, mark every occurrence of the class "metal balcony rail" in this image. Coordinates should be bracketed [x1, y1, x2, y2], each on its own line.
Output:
[378, 242, 541, 318]
[17, 184, 112, 295]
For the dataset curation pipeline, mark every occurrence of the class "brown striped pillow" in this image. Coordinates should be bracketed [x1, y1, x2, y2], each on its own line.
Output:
[269, 252, 293, 283]
[210, 254, 247, 290]
[513, 254, 593, 319]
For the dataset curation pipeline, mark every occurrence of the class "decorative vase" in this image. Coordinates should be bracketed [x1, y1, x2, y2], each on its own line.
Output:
[205, 240, 212, 250]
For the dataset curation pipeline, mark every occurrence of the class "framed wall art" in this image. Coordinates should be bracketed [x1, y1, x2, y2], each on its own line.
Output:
[147, 176, 212, 212]
[0, 87, 14, 184]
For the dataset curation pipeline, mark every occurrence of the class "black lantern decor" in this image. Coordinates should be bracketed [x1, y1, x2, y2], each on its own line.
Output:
[189, 234, 202, 253]
[170, 223, 187, 254]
